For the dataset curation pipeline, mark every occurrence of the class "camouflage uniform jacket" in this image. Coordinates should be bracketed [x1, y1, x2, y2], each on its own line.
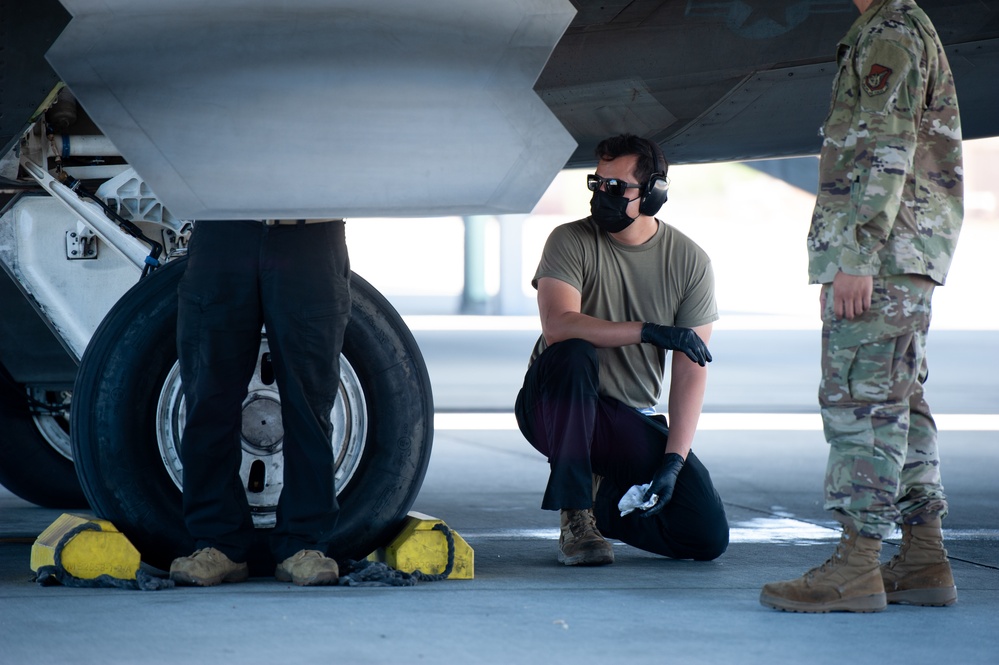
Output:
[807, 0, 963, 285]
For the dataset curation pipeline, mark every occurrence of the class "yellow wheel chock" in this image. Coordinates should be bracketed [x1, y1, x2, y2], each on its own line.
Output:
[367, 511, 474, 579]
[30, 513, 141, 581]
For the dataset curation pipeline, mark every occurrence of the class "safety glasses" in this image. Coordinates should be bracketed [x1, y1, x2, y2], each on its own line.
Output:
[586, 174, 642, 197]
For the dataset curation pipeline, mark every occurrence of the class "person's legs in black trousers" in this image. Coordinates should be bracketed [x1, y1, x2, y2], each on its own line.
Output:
[259, 221, 351, 562]
[177, 220, 352, 565]
[516, 338, 601, 510]
[177, 221, 265, 563]
[515, 339, 728, 561]
[589, 406, 728, 561]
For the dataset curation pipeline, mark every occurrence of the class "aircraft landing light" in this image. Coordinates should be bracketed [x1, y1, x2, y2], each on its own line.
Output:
[434, 413, 999, 432]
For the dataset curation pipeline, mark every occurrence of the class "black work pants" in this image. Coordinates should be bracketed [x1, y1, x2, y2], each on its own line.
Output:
[515, 339, 729, 560]
[177, 220, 351, 563]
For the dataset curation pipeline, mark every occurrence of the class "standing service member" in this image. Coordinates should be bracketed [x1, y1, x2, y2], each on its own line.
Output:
[761, 0, 963, 612]
[169, 219, 351, 587]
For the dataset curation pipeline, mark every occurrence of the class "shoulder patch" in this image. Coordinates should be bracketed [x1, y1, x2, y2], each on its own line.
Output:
[862, 64, 893, 96]
[856, 37, 914, 113]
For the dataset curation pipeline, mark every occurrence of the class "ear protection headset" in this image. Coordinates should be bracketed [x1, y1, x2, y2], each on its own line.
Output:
[638, 139, 669, 216]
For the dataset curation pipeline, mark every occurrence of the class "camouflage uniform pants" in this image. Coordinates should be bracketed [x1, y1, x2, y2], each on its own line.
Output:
[819, 274, 947, 539]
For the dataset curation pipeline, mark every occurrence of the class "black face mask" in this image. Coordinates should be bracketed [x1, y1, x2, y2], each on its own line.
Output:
[589, 189, 638, 234]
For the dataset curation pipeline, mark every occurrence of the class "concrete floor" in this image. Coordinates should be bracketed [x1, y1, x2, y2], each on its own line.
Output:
[1, 326, 996, 664]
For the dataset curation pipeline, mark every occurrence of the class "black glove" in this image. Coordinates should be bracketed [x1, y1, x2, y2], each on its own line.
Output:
[641, 452, 685, 518]
[640, 322, 712, 366]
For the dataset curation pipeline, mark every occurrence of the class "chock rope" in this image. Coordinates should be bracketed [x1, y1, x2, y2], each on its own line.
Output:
[337, 522, 456, 587]
[33, 522, 174, 591]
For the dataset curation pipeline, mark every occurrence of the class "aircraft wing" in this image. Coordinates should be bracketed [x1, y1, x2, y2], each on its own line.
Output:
[540, 0, 999, 166]
[39, 0, 578, 219]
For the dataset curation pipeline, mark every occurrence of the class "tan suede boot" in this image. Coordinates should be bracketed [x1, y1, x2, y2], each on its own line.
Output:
[559, 509, 614, 566]
[760, 525, 886, 613]
[275, 550, 340, 586]
[881, 519, 957, 606]
[169, 547, 249, 586]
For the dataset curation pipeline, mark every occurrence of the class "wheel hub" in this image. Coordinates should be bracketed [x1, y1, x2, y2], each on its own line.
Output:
[155, 337, 367, 528]
[240, 394, 283, 454]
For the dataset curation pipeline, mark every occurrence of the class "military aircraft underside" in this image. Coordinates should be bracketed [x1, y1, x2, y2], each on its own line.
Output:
[1, 0, 997, 565]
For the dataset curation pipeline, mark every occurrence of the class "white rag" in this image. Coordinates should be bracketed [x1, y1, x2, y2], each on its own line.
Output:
[617, 483, 659, 516]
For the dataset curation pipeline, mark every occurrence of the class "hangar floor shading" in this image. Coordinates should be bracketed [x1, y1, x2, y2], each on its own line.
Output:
[1, 326, 996, 664]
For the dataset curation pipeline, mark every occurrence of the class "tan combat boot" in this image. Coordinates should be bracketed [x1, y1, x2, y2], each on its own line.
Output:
[881, 519, 957, 606]
[275, 550, 340, 586]
[559, 508, 614, 566]
[169, 547, 249, 586]
[760, 524, 886, 613]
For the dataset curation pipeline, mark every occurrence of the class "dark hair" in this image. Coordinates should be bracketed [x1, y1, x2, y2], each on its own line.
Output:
[594, 134, 669, 188]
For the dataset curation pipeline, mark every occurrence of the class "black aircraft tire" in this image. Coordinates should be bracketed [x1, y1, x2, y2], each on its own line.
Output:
[0, 369, 87, 508]
[70, 257, 434, 570]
